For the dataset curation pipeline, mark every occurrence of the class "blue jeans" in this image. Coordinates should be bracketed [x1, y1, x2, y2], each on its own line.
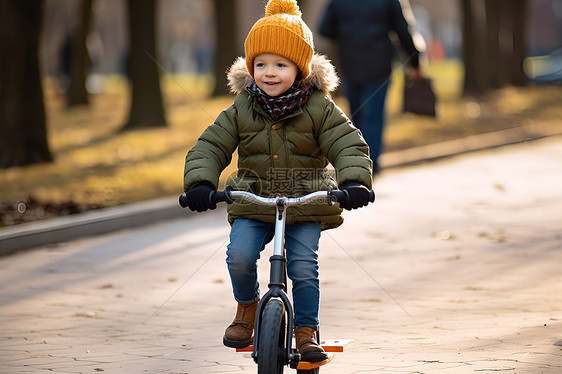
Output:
[226, 218, 322, 328]
[344, 80, 390, 172]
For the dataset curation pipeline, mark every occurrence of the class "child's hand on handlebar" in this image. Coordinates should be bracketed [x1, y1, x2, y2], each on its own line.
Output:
[184, 183, 217, 212]
[340, 182, 372, 210]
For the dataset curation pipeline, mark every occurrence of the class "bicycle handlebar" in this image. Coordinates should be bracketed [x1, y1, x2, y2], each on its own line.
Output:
[179, 187, 375, 208]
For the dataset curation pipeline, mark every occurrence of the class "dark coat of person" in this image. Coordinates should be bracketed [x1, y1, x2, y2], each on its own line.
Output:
[319, 0, 420, 85]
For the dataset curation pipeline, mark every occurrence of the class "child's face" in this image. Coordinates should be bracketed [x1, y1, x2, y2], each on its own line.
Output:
[253, 53, 299, 97]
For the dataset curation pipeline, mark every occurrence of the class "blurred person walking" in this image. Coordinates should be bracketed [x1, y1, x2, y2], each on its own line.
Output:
[319, 0, 423, 175]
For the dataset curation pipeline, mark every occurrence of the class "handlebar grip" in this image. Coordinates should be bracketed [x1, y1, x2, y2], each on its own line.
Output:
[179, 194, 188, 208]
[179, 186, 234, 208]
[330, 189, 375, 205]
[331, 190, 348, 203]
[210, 187, 233, 204]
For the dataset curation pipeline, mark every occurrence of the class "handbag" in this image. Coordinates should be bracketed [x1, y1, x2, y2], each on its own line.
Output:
[403, 77, 436, 117]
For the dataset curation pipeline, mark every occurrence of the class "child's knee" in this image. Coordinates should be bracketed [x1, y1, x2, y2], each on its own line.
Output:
[226, 246, 259, 274]
[287, 258, 319, 281]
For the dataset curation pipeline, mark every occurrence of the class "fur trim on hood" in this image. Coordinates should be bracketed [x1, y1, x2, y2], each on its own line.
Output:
[227, 53, 340, 95]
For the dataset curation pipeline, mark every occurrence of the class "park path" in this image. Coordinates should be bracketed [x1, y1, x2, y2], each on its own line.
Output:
[1, 136, 561, 373]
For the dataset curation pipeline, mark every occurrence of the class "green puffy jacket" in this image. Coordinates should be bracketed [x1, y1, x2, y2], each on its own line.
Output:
[184, 54, 372, 230]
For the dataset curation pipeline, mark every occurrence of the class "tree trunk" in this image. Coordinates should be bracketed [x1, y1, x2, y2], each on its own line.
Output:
[0, 0, 52, 168]
[508, 0, 528, 86]
[462, 0, 529, 95]
[462, 0, 489, 94]
[485, 0, 503, 89]
[122, 0, 167, 130]
[66, 0, 93, 107]
[212, 0, 238, 96]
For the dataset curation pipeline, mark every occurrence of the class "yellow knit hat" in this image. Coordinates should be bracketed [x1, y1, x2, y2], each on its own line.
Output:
[244, 0, 314, 79]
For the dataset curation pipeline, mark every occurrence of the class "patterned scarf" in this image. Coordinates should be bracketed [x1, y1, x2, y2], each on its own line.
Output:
[246, 80, 311, 121]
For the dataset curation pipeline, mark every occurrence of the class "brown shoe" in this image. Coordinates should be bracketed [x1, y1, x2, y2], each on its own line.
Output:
[223, 300, 259, 348]
[295, 326, 328, 362]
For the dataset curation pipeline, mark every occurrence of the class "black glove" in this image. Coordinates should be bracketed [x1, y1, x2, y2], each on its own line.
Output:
[184, 183, 217, 212]
[340, 182, 371, 210]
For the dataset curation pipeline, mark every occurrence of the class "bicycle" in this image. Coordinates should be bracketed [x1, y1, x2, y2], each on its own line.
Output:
[180, 186, 375, 373]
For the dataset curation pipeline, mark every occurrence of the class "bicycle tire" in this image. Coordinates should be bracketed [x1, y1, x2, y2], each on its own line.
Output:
[297, 368, 320, 374]
[297, 369, 320, 374]
[257, 299, 285, 374]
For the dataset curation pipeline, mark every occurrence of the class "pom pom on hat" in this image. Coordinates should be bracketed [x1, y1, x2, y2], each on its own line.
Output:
[244, 0, 314, 79]
[265, 0, 301, 17]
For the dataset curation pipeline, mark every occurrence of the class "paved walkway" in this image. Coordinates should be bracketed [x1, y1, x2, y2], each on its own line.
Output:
[1, 136, 561, 373]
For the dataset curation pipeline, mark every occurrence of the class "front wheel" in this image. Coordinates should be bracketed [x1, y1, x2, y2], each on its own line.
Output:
[297, 369, 320, 374]
[257, 299, 285, 374]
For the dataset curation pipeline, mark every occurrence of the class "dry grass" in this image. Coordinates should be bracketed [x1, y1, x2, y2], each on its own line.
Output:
[2, 76, 236, 209]
[1, 60, 561, 225]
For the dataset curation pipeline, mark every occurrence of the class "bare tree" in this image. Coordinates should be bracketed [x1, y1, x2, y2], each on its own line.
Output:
[485, 0, 528, 89]
[507, 0, 528, 87]
[0, 0, 52, 168]
[122, 0, 167, 130]
[461, 0, 528, 95]
[485, 0, 504, 89]
[66, 0, 93, 107]
[212, 0, 238, 96]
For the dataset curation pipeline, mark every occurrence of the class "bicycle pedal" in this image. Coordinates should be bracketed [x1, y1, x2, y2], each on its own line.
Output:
[235, 345, 254, 352]
[320, 339, 354, 352]
[296, 353, 335, 370]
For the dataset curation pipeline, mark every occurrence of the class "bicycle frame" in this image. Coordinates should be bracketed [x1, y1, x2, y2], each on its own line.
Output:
[228, 191, 331, 366]
[179, 187, 374, 371]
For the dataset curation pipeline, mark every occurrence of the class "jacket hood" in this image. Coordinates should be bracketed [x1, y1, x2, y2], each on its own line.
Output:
[227, 53, 340, 95]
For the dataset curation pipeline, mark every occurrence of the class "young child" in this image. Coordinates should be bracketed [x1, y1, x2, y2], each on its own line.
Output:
[182, 0, 372, 362]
